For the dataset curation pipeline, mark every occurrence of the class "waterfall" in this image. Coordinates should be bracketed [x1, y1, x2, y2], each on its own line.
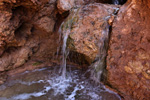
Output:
[88, 24, 110, 84]
[58, 9, 78, 79]
[61, 30, 70, 79]
[57, 24, 69, 79]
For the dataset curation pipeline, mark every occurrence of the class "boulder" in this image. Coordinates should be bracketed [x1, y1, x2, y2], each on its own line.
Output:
[57, 0, 114, 14]
[62, 3, 119, 64]
[106, 0, 150, 99]
[57, 0, 75, 14]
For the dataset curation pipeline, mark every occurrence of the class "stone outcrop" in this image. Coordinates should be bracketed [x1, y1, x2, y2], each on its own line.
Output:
[62, 3, 119, 64]
[0, 0, 59, 83]
[106, 0, 150, 99]
[57, 0, 75, 14]
[57, 0, 114, 14]
[61, 0, 150, 99]
[0, 0, 150, 99]
[0, 0, 108, 85]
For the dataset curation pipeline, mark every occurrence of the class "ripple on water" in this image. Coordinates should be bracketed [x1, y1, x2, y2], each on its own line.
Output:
[0, 66, 121, 100]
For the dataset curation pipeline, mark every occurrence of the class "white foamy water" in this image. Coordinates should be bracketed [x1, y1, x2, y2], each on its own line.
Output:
[61, 30, 70, 79]
[0, 86, 51, 100]
[47, 76, 72, 95]
[0, 66, 121, 100]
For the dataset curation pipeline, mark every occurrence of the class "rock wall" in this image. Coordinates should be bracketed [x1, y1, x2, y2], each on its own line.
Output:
[0, 0, 114, 73]
[0, 0, 150, 99]
[0, 0, 59, 83]
[60, 0, 150, 99]
[107, 0, 150, 99]
[61, 3, 119, 64]
[57, 0, 115, 14]
[0, 0, 110, 84]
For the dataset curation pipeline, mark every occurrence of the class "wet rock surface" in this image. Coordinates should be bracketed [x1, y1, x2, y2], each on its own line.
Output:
[62, 3, 119, 64]
[106, 0, 150, 99]
[0, 0, 150, 99]
[57, 0, 116, 14]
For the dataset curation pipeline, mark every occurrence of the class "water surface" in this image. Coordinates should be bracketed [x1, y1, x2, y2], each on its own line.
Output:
[0, 66, 121, 100]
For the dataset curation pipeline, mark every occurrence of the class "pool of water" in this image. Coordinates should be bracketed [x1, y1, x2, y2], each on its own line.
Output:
[0, 65, 121, 100]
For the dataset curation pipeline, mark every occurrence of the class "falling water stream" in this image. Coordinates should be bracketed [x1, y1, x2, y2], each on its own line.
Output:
[0, 66, 121, 100]
[61, 30, 70, 79]
[0, 24, 121, 99]
[0, 2, 124, 100]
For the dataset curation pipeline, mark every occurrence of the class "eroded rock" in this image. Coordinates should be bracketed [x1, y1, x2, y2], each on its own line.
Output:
[62, 3, 119, 64]
[0, 0, 58, 73]
[57, 0, 75, 14]
[57, 0, 114, 14]
[106, 0, 150, 99]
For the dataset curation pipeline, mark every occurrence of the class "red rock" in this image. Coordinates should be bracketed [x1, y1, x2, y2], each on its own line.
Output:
[57, 0, 75, 14]
[0, 0, 58, 72]
[57, 0, 113, 14]
[62, 3, 119, 64]
[106, 0, 150, 99]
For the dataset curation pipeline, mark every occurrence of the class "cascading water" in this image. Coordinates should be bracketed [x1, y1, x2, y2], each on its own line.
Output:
[61, 30, 70, 79]
[0, 4, 122, 100]
[58, 8, 78, 79]
[0, 26, 121, 100]
[0, 66, 121, 100]
[87, 22, 110, 84]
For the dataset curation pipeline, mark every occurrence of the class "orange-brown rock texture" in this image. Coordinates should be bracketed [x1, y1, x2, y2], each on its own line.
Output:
[107, 0, 150, 99]
[0, 0, 150, 99]
[0, 0, 111, 84]
[0, 0, 59, 84]
[0, 0, 113, 71]
[57, 0, 113, 14]
[62, 3, 119, 64]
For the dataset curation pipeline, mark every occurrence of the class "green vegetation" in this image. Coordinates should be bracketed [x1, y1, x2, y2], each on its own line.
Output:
[32, 62, 42, 66]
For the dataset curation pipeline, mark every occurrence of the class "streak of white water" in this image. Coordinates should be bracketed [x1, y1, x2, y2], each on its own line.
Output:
[56, 22, 64, 58]
[61, 30, 70, 79]
[88, 23, 110, 84]
[0, 66, 121, 100]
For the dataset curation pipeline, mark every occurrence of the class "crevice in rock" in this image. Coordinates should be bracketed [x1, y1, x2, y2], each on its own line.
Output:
[15, 23, 28, 40]
[100, 3, 123, 96]
[4, 47, 18, 54]
[54, 12, 69, 33]
[101, 7, 120, 82]
[67, 51, 90, 66]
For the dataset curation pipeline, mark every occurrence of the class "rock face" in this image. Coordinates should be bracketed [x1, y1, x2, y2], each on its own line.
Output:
[0, 0, 110, 84]
[0, 0, 59, 79]
[62, 3, 119, 64]
[61, 0, 150, 99]
[57, 0, 113, 14]
[0, 0, 150, 99]
[106, 0, 150, 99]
[57, 0, 75, 14]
